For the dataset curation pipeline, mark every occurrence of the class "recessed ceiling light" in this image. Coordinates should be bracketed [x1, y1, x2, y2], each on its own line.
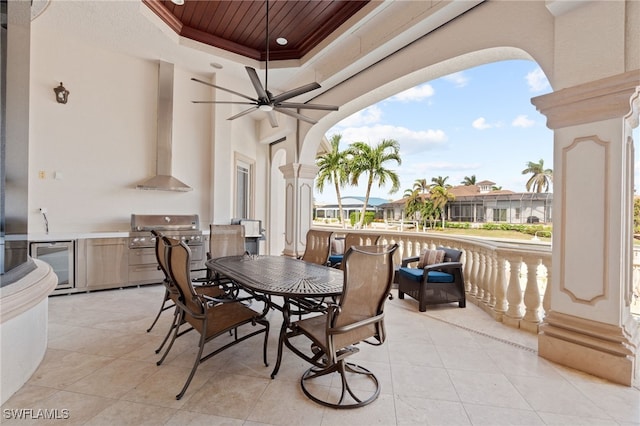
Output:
[210, 62, 223, 69]
[276, 37, 288, 46]
[171, 0, 184, 5]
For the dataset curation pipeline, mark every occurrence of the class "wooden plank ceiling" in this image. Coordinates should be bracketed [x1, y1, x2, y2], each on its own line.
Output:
[143, 0, 370, 61]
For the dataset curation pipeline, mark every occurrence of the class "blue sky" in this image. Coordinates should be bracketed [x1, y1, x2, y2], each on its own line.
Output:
[315, 59, 557, 203]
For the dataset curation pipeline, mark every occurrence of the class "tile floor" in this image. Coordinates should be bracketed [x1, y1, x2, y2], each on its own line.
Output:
[2, 284, 639, 425]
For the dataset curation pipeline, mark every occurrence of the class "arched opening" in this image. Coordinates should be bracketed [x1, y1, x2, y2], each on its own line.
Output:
[313, 59, 554, 228]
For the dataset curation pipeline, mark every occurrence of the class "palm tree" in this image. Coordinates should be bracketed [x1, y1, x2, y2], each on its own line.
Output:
[431, 175, 451, 189]
[461, 175, 477, 186]
[522, 159, 553, 193]
[347, 139, 402, 228]
[430, 184, 455, 227]
[315, 134, 349, 225]
[413, 178, 430, 194]
[403, 188, 422, 220]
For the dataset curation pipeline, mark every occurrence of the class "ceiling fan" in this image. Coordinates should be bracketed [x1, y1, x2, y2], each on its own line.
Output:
[191, 0, 338, 128]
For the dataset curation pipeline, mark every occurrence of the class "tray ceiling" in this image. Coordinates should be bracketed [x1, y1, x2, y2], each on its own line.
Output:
[143, 0, 370, 61]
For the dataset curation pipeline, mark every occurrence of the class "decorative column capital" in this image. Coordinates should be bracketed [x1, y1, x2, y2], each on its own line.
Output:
[278, 163, 319, 180]
[531, 70, 640, 129]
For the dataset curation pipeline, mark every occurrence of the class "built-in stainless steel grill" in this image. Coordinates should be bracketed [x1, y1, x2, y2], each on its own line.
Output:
[129, 214, 206, 285]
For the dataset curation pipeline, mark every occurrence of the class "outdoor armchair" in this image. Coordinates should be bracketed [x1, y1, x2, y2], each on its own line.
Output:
[396, 246, 466, 312]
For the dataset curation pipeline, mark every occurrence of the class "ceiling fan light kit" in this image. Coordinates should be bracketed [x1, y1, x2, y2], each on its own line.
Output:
[191, 0, 338, 128]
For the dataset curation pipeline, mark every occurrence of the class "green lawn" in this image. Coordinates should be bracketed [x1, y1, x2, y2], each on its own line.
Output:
[426, 227, 552, 242]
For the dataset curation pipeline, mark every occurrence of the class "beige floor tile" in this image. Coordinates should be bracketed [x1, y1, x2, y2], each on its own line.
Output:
[462, 403, 546, 426]
[394, 395, 471, 426]
[83, 400, 176, 426]
[392, 364, 459, 401]
[64, 358, 158, 399]
[319, 393, 397, 425]
[247, 379, 327, 425]
[121, 363, 215, 408]
[165, 409, 245, 425]
[448, 369, 532, 410]
[181, 372, 270, 419]
[508, 375, 614, 420]
[27, 349, 115, 390]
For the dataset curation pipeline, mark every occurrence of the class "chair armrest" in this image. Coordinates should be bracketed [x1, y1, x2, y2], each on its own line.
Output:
[401, 256, 420, 267]
[423, 261, 463, 272]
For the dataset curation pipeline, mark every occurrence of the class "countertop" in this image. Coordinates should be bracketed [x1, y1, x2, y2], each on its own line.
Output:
[28, 232, 130, 242]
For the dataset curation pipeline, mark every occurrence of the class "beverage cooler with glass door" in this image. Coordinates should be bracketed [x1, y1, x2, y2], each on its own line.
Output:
[29, 240, 75, 291]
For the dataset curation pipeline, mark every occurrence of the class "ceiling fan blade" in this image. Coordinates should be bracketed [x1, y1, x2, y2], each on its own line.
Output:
[227, 106, 258, 121]
[267, 111, 279, 128]
[274, 107, 318, 125]
[192, 101, 257, 105]
[271, 82, 321, 104]
[276, 102, 339, 111]
[191, 77, 258, 103]
[245, 67, 269, 100]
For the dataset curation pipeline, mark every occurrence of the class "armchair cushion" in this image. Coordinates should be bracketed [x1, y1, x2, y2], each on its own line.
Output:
[417, 249, 445, 269]
[397, 267, 455, 283]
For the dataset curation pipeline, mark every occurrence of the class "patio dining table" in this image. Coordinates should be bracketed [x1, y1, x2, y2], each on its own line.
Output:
[206, 254, 343, 378]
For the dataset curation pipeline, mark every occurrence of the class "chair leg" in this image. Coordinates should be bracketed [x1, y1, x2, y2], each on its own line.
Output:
[157, 309, 183, 366]
[176, 328, 207, 400]
[147, 288, 173, 332]
[155, 305, 180, 354]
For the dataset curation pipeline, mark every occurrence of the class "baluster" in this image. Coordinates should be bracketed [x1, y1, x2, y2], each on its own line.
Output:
[463, 246, 473, 293]
[522, 256, 543, 331]
[476, 251, 487, 304]
[493, 255, 508, 316]
[505, 256, 524, 325]
[469, 251, 480, 298]
[486, 252, 497, 307]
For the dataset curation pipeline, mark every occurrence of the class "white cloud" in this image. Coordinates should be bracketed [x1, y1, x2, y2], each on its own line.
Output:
[334, 105, 382, 128]
[472, 117, 492, 130]
[526, 67, 551, 93]
[389, 84, 435, 102]
[512, 114, 535, 128]
[339, 124, 447, 156]
[472, 117, 504, 130]
[442, 72, 469, 88]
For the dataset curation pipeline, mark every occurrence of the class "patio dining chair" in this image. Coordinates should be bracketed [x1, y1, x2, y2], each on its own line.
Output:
[158, 237, 270, 400]
[284, 243, 398, 408]
[147, 232, 227, 354]
[328, 233, 381, 269]
[396, 246, 466, 312]
[300, 229, 334, 266]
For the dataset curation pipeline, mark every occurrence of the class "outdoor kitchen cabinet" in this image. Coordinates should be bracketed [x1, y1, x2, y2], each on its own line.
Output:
[76, 237, 129, 290]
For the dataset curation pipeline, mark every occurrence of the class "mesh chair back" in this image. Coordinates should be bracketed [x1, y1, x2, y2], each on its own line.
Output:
[301, 230, 333, 265]
[209, 225, 246, 258]
[333, 244, 398, 349]
[153, 231, 171, 281]
[164, 237, 203, 315]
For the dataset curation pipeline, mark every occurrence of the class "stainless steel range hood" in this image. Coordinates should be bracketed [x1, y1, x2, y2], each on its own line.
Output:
[137, 61, 192, 192]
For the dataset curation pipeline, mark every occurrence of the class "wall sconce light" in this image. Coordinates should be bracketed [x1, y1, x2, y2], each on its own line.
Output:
[53, 82, 69, 104]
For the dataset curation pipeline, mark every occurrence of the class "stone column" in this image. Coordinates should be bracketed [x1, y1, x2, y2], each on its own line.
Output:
[279, 163, 319, 258]
[532, 70, 640, 386]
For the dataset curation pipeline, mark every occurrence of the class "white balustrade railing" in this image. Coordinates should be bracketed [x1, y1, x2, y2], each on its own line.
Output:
[321, 228, 640, 332]
[320, 228, 560, 333]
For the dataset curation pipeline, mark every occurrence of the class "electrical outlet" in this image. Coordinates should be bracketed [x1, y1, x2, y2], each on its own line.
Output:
[40, 208, 48, 214]
[38, 170, 46, 179]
